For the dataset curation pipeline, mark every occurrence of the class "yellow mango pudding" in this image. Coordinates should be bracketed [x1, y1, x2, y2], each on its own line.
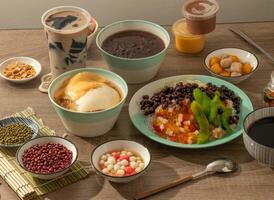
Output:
[54, 72, 122, 112]
[172, 19, 205, 54]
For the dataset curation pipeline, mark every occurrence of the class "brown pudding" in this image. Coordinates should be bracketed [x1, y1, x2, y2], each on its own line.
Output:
[101, 30, 165, 58]
[183, 0, 219, 34]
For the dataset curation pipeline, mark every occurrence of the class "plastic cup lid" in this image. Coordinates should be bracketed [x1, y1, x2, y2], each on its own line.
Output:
[172, 18, 204, 38]
[182, 0, 219, 21]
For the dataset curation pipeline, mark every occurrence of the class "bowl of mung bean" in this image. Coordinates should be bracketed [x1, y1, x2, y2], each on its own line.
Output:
[0, 117, 39, 148]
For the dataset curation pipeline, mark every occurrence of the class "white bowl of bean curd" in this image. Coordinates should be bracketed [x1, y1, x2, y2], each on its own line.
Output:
[0, 57, 41, 83]
[91, 140, 151, 183]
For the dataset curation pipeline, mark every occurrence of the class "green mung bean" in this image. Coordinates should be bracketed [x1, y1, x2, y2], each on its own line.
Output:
[0, 124, 32, 145]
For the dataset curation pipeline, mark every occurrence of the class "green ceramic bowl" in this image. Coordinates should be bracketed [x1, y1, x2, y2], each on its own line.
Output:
[96, 20, 170, 84]
[129, 75, 253, 149]
[48, 68, 128, 137]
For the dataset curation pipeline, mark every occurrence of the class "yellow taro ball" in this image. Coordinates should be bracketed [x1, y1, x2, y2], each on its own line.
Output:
[220, 71, 231, 77]
[210, 56, 220, 66]
[242, 63, 253, 74]
[210, 63, 223, 74]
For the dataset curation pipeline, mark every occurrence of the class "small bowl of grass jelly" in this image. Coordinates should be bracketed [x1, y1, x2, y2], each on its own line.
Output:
[0, 117, 39, 148]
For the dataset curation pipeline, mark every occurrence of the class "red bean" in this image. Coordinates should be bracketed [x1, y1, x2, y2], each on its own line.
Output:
[22, 142, 72, 174]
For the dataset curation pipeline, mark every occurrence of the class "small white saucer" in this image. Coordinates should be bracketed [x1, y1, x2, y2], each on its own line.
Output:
[0, 57, 42, 83]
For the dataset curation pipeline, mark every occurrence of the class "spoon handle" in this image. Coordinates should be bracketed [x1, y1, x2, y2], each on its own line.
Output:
[229, 27, 274, 63]
[134, 175, 193, 200]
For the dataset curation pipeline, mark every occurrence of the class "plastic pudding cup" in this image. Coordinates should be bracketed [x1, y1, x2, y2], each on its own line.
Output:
[182, 0, 219, 34]
[172, 19, 205, 53]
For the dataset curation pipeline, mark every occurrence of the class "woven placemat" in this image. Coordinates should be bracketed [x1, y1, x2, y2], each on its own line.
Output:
[0, 107, 89, 200]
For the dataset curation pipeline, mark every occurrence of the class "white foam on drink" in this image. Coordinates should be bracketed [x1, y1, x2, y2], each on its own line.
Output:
[46, 10, 88, 31]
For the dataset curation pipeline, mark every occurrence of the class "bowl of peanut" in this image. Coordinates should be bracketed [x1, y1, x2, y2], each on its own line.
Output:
[0, 57, 41, 83]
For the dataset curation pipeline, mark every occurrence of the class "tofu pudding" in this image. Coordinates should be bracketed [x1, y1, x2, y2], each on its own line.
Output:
[54, 72, 122, 112]
[183, 0, 219, 34]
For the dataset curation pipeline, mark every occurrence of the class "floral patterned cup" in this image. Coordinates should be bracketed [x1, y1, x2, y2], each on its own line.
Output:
[39, 6, 92, 93]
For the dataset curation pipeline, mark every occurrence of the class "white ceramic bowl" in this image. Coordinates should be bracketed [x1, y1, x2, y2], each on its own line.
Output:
[87, 18, 98, 50]
[0, 57, 42, 83]
[204, 48, 258, 84]
[91, 140, 151, 183]
[243, 107, 274, 167]
[48, 68, 128, 137]
[96, 20, 170, 84]
[16, 136, 78, 180]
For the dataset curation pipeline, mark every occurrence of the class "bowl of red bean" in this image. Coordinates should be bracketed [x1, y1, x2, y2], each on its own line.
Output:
[16, 136, 78, 180]
[91, 140, 151, 183]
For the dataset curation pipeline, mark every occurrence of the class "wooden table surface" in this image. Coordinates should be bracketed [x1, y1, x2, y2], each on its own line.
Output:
[0, 22, 273, 200]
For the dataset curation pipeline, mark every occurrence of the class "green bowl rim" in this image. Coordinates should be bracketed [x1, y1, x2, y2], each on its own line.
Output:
[48, 67, 128, 115]
[96, 19, 170, 61]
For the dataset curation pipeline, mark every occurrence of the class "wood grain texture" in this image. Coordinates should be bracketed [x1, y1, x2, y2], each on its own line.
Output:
[135, 175, 194, 200]
[0, 22, 274, 200]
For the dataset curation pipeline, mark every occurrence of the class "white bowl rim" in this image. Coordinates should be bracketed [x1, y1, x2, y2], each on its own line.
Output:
[16, 136, 78, 175]
[0, 56, 42, 82]
[90, 139, 152, 179]
[96, 19, 170, 61]
[243, 107, 274, 150]
[204, 47, 259, 79]
[48, 67, 128, 115]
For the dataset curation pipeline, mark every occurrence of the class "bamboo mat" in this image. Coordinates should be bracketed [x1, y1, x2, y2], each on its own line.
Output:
[0, 107, 89, 200]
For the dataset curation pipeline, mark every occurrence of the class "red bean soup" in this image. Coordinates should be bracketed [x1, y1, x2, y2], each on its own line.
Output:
[101, 30, 165, 58]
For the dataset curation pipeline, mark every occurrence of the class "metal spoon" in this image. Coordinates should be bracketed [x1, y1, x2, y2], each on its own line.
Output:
[230, 27, 274, 64]
[135, 158, 237, 200]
